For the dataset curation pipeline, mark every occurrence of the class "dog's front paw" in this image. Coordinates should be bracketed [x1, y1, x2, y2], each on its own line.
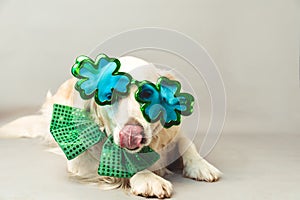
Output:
[130, 170, 173, 198]
[183, 158, 221, 182]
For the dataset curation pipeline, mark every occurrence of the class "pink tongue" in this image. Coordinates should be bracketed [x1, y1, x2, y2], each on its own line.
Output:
[119, 125, 143, 150]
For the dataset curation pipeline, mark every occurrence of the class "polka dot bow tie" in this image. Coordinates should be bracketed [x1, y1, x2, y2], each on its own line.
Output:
[50, 104, 160, 178]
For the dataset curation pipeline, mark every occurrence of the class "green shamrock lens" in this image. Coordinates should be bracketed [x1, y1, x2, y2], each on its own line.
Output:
[135, 77, 194, 128]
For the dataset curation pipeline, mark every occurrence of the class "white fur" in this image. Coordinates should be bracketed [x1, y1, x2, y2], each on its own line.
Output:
[0, 56, 221, 198]
[130, 170, 173, 198]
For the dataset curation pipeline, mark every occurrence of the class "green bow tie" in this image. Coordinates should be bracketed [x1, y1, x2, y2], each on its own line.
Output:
[50, 104, 160, 178]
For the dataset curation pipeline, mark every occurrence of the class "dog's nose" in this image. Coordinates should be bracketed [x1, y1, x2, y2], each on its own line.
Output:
[119, 125, 144, 150]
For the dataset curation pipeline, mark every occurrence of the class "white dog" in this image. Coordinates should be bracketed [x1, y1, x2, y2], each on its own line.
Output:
[0, 56, 221, 198]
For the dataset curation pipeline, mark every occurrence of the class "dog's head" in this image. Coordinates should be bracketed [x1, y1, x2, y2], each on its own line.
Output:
[88, 56, 178, 153]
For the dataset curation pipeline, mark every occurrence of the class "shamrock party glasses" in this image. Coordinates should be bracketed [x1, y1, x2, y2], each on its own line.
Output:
[72, 53, 195, 128]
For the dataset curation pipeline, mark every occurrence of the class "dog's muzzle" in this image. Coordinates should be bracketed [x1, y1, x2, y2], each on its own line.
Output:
[119, 124, 144, 150]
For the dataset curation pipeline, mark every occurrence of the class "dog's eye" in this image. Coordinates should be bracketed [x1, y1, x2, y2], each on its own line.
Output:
[140, 89, 153, 99]
[105, 93, 112, 99]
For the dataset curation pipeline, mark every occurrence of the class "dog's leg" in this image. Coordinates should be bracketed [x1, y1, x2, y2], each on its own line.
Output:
[130, 170, 173, 198]
[178, 136, 221, 182]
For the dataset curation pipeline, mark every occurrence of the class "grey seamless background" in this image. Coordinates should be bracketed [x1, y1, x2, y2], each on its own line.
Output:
[0, 0, 299, 135]
[0, 1, 300, 199]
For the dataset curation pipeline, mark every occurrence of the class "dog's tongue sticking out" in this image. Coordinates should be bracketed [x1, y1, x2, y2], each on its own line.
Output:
[119, 125, 143, 150]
